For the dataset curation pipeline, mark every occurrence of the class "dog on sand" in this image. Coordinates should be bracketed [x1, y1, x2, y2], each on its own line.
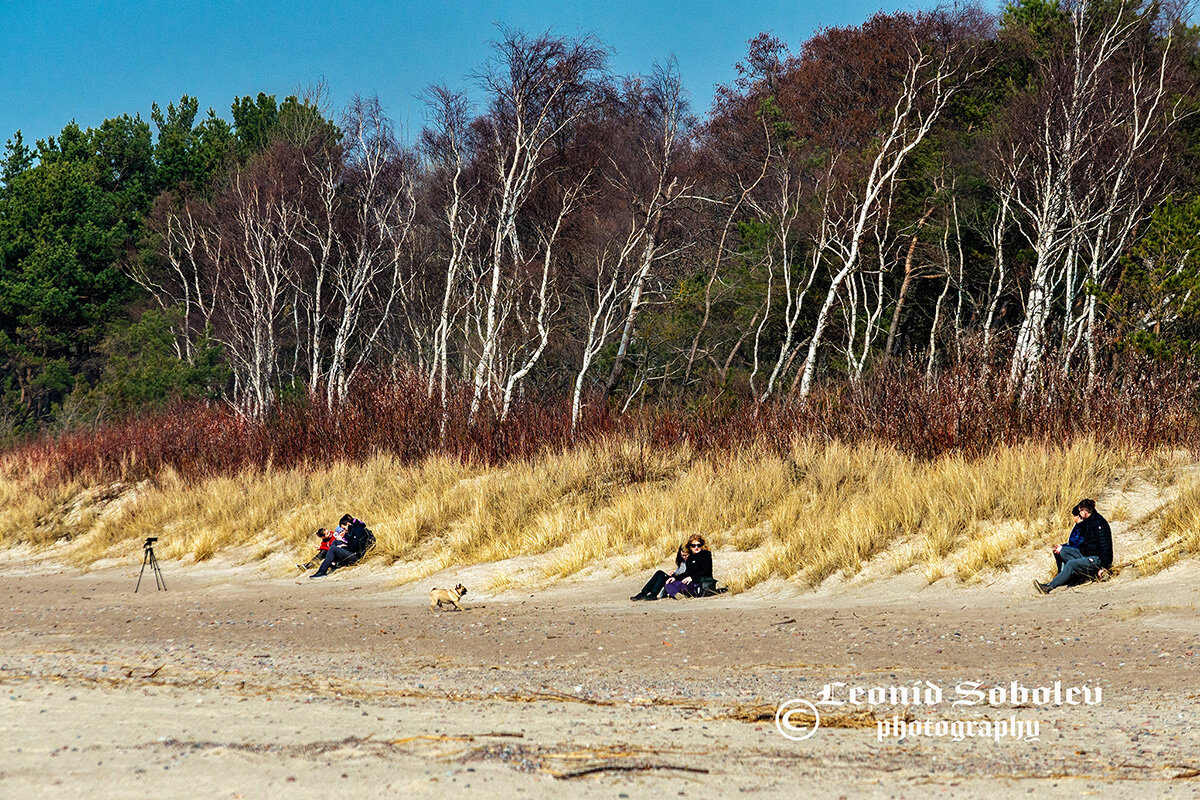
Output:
[430, 583, 467, 611]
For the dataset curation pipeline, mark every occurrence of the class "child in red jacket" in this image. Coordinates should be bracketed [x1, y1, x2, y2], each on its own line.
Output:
[297, 527, 337, 570]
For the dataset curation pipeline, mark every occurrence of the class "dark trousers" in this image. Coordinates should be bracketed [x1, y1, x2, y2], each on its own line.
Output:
[314, 545, 356, 576]
[636, 570, 671, 598]
[664, 579, 701, 598]
[1047, 545, 1101, 591]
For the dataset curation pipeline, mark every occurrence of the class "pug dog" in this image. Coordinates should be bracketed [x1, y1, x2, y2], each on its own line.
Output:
[429, 583, 467, 611]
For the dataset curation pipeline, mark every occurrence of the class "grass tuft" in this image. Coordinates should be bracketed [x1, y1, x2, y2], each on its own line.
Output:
[1146, 477, 1200, 573]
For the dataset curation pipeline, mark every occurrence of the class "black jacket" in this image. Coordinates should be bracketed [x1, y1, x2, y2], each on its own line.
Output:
[680, 549, 713, 581]
[1078, 512, 1113, 568]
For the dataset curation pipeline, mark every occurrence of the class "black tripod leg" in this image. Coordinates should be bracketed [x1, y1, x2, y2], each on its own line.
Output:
[135, 549, 150, 593]
[150, 550, 166, 591]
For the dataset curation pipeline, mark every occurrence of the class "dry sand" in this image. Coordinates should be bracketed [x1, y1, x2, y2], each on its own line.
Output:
[1, 550, 1198, 799]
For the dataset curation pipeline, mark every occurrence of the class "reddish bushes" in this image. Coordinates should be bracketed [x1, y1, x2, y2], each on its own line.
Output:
[12, 353, 1200, 484]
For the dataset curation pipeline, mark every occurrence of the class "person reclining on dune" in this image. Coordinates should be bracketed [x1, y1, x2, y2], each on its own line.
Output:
[310, 514, 360, 578]
[1035, 498, 1112, 595]
[298, 527, 335, 571]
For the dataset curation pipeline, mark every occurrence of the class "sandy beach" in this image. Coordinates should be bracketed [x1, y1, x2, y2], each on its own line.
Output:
[0, 549, 1197, 799]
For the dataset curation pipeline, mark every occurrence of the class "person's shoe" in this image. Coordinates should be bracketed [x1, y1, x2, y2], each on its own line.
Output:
[296, 563, 309, 571]
[1033, 580, 1050, 595]
[630, 594, 645, 601]
[310, 572, 326, 579]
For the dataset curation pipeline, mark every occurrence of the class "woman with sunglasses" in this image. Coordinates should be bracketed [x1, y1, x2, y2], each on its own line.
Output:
[630, 535, 713, 601]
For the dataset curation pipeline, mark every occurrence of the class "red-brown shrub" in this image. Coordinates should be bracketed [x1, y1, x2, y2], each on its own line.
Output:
[11, 352, 1200, 484]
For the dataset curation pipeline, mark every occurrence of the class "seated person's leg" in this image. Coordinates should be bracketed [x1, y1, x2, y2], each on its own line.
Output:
[1057, 546, 1083, 562]
[1046, 555, 1099, 590]
[312, 549, 334, 577]
[1051, 545, 1085, 585]
[328, 545, 356, 571]
[1073, 555, 1101, 582]
[313, 545, 352, 576]
[664, 579, 698, 598]
[634, 571, 669, 599]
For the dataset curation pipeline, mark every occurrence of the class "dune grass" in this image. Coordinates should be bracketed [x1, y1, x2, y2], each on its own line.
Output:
[0, 436, 1146, 590]
[1142, 475, 1200, 574]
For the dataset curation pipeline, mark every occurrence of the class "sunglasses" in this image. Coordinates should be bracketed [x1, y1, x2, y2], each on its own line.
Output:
[689, 543, 702, 548]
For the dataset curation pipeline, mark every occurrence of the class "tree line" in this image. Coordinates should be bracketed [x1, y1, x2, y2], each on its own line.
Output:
[2, 0, 1199, 441]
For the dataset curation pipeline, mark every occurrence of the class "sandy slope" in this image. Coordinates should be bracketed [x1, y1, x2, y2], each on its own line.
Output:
[1, 548, 1198, 800]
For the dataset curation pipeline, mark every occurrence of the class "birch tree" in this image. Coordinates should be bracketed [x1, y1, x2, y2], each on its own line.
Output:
[324, 96, 418, 405]
[1005, 1, 1181, 390]
[601, 61, 696, 397]
[794, 34, 979, 398]
[465, 30, 606, 422]
[220, 150, 303, 415]
[419, 86, 482, 411]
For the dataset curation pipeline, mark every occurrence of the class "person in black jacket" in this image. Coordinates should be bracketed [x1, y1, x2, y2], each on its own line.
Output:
[1035, 499, 1112, 594]
[664, 535, 713, 598]
[631, 535, 714, 600]
[311, 514, 364, 578]
[631, 543, 688, 601]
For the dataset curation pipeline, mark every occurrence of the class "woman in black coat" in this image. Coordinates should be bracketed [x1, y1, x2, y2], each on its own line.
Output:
[630, 535, 713, 600]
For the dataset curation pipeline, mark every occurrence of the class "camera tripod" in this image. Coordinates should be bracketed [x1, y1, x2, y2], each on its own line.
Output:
[135, 537, 166, 592]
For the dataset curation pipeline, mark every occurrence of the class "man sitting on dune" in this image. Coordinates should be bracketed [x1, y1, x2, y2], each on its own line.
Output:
[1035, 498, 1112, 594]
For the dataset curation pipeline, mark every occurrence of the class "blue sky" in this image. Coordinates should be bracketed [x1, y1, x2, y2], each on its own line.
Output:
[1, 1, 1002, 148]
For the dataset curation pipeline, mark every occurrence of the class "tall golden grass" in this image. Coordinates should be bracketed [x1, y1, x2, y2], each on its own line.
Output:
[1144, 475, 1200, 573]
[0, 436, 1147, 589]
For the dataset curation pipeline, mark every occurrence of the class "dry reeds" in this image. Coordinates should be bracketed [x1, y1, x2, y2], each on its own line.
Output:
[1142, 478, 1200, 573]
[0, 435, 1130, 587]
